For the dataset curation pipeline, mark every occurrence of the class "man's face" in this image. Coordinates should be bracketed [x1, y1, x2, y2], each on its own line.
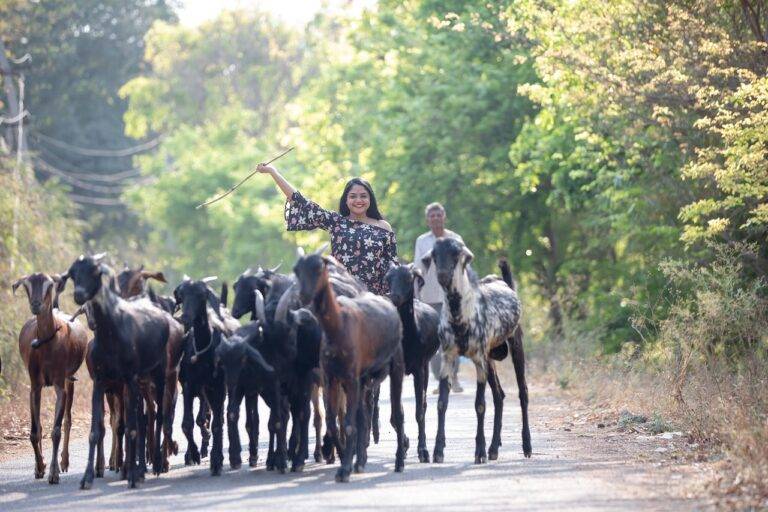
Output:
[426, 208, 445, 232]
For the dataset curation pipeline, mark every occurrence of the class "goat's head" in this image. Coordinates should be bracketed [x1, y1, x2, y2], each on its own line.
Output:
[293, 244, 330, 307]
[385, 262, 424, 307]
[64, 253, 110, 306]
[12, 273, 66, 315]
[174, 276, 223, 330]
[232, 265, 277, 319]
[214, 322, 273, 388]
[421, 238, 473, 291]
[117, 264, 167, 299]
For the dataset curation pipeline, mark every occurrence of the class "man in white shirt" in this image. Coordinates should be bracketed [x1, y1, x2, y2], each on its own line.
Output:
[414, 202, 464, 393]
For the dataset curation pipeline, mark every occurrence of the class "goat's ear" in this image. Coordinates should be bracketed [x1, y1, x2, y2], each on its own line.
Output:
[12, 275, 28, 295]
[206, 288, 224, 321]
[246, 345, 274, 374]
[389, 261, 398, 271]
[421, 250, 433, 272]
[321, 255, 335, 267]
[141, 271, 167, 283]
[461, 246, 474, 267]
[411, 266, 425, 290]
[254, 290, 266, 324]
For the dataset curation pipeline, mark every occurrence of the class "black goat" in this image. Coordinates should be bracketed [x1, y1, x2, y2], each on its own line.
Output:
[64, 254, 182, 489]
[422, 239, 531, 464]
[174, 276, 240, 476]
[385, 262, 440, 463]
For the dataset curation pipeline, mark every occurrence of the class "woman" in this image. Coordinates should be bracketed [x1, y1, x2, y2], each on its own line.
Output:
[257, 163, 397, 295]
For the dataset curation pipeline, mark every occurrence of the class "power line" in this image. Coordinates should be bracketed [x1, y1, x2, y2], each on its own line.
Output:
[30, 130, 163, 157]
[68, 193, 126, 206]
[35, 148, 143, 182]
[34, 157, 127, 193]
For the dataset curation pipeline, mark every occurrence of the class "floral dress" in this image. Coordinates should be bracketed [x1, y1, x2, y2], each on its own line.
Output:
[285, 191, 398, 295]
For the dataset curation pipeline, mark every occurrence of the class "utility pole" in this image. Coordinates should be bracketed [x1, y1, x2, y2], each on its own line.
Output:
[0, 39, 31, 273]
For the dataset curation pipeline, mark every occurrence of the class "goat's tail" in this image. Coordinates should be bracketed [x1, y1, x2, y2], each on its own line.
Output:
[220, 282, 229, 308]
[498, 258, 516, 291]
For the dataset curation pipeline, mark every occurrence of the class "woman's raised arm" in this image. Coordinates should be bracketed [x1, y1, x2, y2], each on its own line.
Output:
[257, 163, 296, 200]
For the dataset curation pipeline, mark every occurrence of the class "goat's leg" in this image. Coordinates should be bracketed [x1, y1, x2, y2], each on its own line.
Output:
[95, 392, 106, 478]
[207, 386, 225, 476]
[311, 384, 323, 462]
[415, 363, 429, 462]
[107, 393, 118, 471]
[29, 385, 45, 479]
[298, 392, 311, 470]
[321, 379, 342, 463]
[288, 397, 302, 472]
[266, 408, 276, 471]
[152, 375, 165, 476]
[226, 386, 244, 470]
[80, 381, 105, 490]
[487, 359, 505, 460]
[270, 393, 289, 474]
[371, 384, 380, 444]
[510, 334, 532, 457]
[116, 392, 125, 474]
[124, 381, 141, 488]
[136, 394, 148, 481]
[197, 396, 211, 459]
[473, 358, 488, 464]
[432, 376, 451, 463]
[245, 393, 259, 467]
[354, 388, 369, 474]
[335, 380, 360, 483]
[142, 389, 155, 468]
[389, 358, 407, 473]
[182, 386, 200, 465]
[61, 379, 74, 473]
[47, 384, 66, 484]
[162, 372, 179, 472]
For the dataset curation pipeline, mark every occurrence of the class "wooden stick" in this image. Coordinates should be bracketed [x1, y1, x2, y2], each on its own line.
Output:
[195, 146, 295, 209]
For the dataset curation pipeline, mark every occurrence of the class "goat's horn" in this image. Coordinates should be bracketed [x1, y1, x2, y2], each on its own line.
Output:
[269, 262, 282, 273]
[314, 242, 329, 256]
[254, 290, 266, 324]
[93, 252, 107, 263]
[296, 246, 305, 258]
[201, 275, 218, 284]
[243, 267, 253, 277]
[182, 274, 191, 282]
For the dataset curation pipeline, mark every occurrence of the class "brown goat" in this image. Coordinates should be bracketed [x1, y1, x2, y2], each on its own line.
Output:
[13, 273, 89, 484]
[293, 250, 407, 482]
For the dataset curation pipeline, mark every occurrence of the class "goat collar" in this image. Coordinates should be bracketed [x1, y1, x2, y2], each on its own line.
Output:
[31, 324, 62, 349]
[190, 327, 213, 364]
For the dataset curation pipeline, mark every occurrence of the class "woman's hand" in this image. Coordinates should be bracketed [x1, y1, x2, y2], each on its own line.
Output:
[256, 163, 276, 174]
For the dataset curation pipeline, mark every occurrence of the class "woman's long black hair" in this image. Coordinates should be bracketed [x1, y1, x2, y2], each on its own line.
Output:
[338, 177, 384, 220]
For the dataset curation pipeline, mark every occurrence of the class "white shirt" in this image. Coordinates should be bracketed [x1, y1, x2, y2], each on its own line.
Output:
[413, 229, 464, 305]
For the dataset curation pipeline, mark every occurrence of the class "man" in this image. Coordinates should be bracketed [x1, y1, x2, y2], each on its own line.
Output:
[414, 202, 464, 393]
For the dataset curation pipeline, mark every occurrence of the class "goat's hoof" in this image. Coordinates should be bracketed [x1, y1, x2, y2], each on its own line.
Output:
[34, 465, 46, 479]
[96, 468, 104, 478]
[474, 454, 487, 464]
[48, 471, 60, 485]
[291, 463, 304, 473]
[335, 469, 350, 483]
[172, 441, 179, 455]
[353, 463, 365, 474]
[211, 466, 222, 477]
[524, 450, 532, 458]
[488, 446, 499, 460]
[200, 445, 209, 458]
[314, 451, 322, 463]
[394, 460, 404, 473]
[249, 456, 258, 468]
[418, 449, 430, 463]
[230, 461, 242, 471]
[80, 478, 92, 490]
[432, 452, 444, 463]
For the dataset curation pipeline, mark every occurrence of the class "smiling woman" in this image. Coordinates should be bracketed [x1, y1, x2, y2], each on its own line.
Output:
[257, 163, 397, 295]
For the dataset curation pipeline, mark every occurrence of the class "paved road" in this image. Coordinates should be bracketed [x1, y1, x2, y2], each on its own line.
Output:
[0, 375, 705, 511]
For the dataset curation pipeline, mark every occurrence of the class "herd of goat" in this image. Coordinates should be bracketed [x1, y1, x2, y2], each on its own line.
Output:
[9, 237, 531, 489]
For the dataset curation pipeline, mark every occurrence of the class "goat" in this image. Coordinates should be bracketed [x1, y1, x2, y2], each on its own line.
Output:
[421, 238, 531, 464]
[13, 273, 89, 484]
[233, 264, 327, 467]
[385, 262, 440, 463]
[174, 276, 239, 475]
[64, 254, 182, 489]
[293, 247, 407, 482]
[116, 264, 185, 473]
